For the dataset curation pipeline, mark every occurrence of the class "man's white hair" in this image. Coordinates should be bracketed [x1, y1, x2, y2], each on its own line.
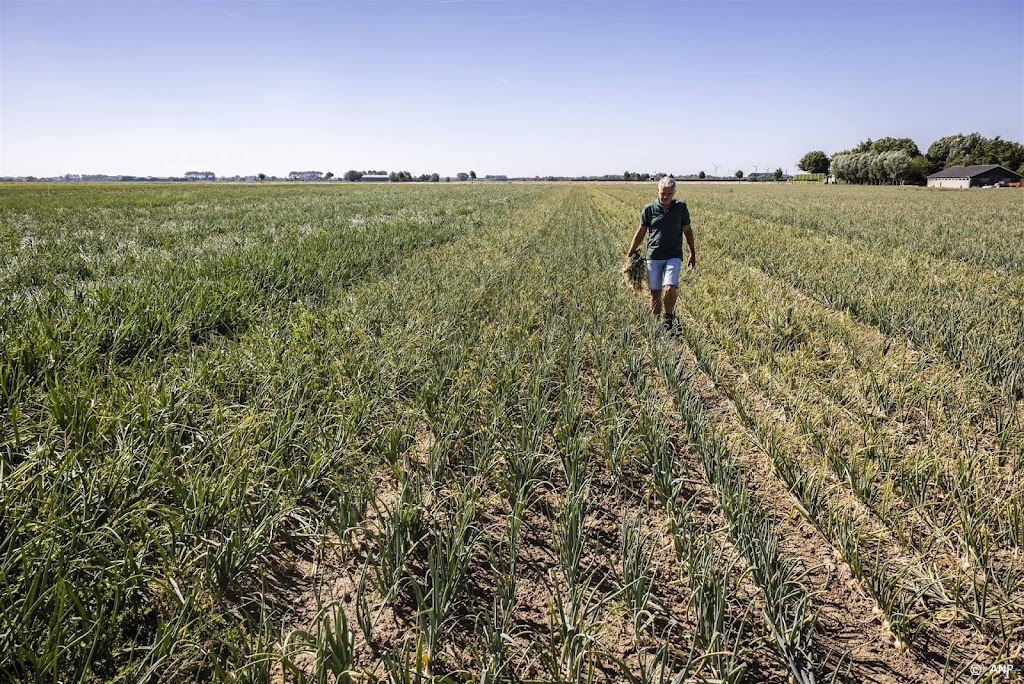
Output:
[658, 177, 676, 191]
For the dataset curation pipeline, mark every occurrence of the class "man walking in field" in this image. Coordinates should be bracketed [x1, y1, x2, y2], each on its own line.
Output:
[626, 177, 696, 331]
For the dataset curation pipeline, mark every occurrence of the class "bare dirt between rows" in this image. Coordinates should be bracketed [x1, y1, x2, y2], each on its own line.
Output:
[274, 438, 788, 681]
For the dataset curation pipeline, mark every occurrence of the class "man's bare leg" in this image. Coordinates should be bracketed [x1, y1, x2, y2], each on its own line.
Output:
[650, 289, 662, 316]
[663, 285, 678, 317]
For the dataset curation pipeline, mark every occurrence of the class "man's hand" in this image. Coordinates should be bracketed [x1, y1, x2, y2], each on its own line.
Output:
[688, 254, 697, 269]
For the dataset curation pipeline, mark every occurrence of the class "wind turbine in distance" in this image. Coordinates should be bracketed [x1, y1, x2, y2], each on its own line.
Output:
[711, 163, 719, 178]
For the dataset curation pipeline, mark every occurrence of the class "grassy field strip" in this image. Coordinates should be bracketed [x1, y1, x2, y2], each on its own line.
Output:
[695, 295, 1023, 635]
[0, 185, 513, 284]
[600, 184, 1024, 400]
[622, 182, 1021, 641]
[663, 254, 1024, 594]
[674, 184, 1024, 274]
[270, 187, 663, 680]
[587, 187, 788, 682]
[701, 207, 1024, 399]
[0, 185, 559, 682]
[662, 329, 971, 682]
[0, 186, 546, 390]
[592, 186, 1022, 677]
[595, 185, 1023, 550]
[0, 185, 443, 285]
[596, 181, 1024, 273]
[666, 295, 1011, 674]
[325, 185, 780, 681]
[230, 185, 582, 680]
[348, 184, 770, 679]
[676, 323, 1009, 681]
[594, 179, 825, 683]
[645, 331, 824, 683]
[324, 187, 583, 679]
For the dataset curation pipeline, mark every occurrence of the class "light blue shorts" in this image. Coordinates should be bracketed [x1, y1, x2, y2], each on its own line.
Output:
[647, 257, 682, 291]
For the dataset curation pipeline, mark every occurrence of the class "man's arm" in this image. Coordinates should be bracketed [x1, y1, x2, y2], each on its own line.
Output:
[682, 223, 696, 268]
[627, 225, 648, 256]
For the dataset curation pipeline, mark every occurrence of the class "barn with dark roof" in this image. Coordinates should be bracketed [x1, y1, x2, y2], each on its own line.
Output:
[926, 164, 1022, 189]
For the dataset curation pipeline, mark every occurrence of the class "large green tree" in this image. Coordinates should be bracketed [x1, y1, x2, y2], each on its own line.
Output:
[906, 155, 931, 184]
[797, 150, 830, 174]
[870, 137, 922, 157]
[926, 133, 1024, 172]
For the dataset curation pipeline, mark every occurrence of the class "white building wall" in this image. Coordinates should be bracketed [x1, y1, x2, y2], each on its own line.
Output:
[927, 178, 971, 189]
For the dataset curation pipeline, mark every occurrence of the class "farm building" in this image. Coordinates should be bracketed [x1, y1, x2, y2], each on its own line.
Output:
[926, 164, 1022, 188]
[361, 175, 389, 182]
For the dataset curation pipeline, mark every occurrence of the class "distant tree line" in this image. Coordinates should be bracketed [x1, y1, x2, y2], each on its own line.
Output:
[387, 171, 442, 182]
[622, 171, 693, 181]
[10, 167, 800, 184]
[798, 133, 1024, 185]
[288, 171, 324, 181]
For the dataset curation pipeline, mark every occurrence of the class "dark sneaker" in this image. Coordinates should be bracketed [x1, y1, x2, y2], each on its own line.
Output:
[663, 314, 675, 332]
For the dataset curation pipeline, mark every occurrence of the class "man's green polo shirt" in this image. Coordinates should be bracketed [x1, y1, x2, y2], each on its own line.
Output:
[640, 199, 690, 260]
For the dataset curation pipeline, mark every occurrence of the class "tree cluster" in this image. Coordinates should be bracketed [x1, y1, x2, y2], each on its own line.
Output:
[799, 133, 1024, 185]
[287, 171, 324, 181]
[926, 134, 1024, 174]
[797, 151, 830, 175]
[830, 150, 920, 185]
[342, 170, 391, 181]
[621, 172, 663, 181]
[800, 138, 923, 184]
[387, 171, 443, 182]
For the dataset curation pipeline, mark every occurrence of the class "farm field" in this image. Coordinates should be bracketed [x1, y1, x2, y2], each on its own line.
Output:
[1, 182, 1022, 683]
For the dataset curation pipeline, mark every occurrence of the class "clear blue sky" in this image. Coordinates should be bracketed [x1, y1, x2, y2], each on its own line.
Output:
[2, 0, 1022, 177]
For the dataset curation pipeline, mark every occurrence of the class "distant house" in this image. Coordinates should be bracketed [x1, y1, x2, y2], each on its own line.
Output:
[361, 175, 389, 182]
[926, 164, 1022, 189]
